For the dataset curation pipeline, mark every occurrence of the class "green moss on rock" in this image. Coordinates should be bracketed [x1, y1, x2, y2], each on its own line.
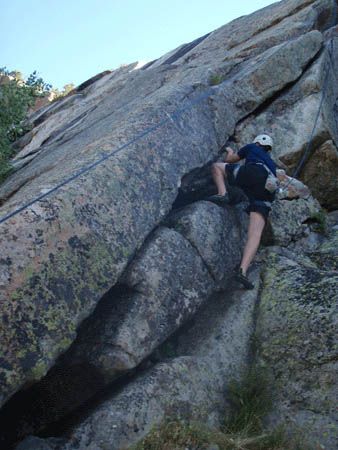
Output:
[256, 235, 338, 450]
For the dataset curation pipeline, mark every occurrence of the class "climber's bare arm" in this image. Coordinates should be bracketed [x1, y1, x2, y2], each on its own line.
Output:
[276, 158, 288, 171]
[224, 147, 241, 163]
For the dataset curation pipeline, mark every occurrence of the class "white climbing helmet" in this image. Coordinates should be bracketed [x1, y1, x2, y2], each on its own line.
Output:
[253, 134, 273, 148]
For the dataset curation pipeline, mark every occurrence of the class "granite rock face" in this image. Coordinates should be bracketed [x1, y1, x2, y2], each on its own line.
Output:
[165, 201, 248, 281]
[63, 202, 246, 383]
[257, 225, 338, 450]
[302, 139, 338, 209]
[235, 39, 338, 166]
[24, 271, 260, 450]
[234, 23, 338, 205]
[0, 201, 249, 448]
[268, 196, 321, 246]
[0, 1, 337, 446]
[65, 225, 216, 383]
[276, 170, 312, 199]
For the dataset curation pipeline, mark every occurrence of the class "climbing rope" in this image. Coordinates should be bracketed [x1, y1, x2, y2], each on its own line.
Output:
[280, 38, 335, 194]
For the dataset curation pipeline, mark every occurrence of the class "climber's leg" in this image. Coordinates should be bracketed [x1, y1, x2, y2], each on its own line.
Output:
[240, 211, 266, 272]
[207, 163, 230, 203]
[234, 211, 265, 290]
[211, 163, 228, 196]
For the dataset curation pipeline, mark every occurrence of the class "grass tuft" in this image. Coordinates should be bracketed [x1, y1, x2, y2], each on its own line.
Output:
[133, 420, 298, 450]
[133, 421, 225, 450]
[133, 367, 312, 449]
[309, 210, 327, 235]
[224, 367, 272, 435]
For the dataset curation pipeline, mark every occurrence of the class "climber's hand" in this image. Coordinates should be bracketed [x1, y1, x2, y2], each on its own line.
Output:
[225, 147, 234, 161]
[224, 147, 240, 163]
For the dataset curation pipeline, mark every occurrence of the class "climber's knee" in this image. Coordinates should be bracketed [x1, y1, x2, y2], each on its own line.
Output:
[211, 162, 227, 176]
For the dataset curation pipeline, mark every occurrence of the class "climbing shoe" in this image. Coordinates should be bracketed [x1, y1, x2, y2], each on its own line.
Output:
[234, 267, 254, 290]
[206, 193, 230, 204]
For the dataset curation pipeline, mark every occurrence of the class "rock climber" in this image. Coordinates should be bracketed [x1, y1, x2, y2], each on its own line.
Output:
[208, 134, 277, 289]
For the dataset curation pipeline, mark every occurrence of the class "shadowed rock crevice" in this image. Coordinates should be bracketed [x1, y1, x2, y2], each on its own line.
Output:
[0, 362, 105, 450]
[172, 164, 215, 209]
[0, 282, 144, 449]
[144, 32, 211, 69]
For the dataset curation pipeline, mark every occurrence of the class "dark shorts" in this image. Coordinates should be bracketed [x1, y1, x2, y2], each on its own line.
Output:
[226, 163, 275, 221]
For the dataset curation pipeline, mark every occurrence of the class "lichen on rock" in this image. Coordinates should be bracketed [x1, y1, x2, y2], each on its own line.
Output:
[0, 0, 337, 449]
[256, 227, 338, 450]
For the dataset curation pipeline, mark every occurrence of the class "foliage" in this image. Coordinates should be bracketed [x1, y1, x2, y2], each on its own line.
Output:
[309, 209, 327, 235]
[50, 83, 76, 101]
[133, 367, 312, 450]
[209, 73, 225, 86]
[0, 66, 75, 184]
[0, 67, 53, 183]
[5, 69, 24, 81]
[224, 366, 272, 434]
[26, 70, 52, 95]
[133, 421, 228, 450]
[133, 420, 304, 450]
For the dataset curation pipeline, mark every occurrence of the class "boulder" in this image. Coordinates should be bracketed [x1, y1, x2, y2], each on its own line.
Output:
[276, 170, 311, 199]
[65, 225, 215, 382]
[0, 201, 248, 446]
[165, 201, 247, 281]
[210, 30, 323, 141]
[64, 201, 247, 383]
[256, 227, 338, 450]
[0, 91, 221, 406]
[267, 196, 321, 246]
[230, 30, 323, 116]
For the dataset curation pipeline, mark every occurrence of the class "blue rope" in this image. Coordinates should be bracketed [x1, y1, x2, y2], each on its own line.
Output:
[277, 38, 334, 197]
[292, 39, 334, 178]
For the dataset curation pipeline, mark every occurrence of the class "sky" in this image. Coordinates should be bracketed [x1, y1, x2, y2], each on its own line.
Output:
[1, 0, 275, 90]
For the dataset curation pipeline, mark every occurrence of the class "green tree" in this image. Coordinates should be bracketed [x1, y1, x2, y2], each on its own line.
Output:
[0, 68, 53, 182]
[26, 70, 52, 96]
